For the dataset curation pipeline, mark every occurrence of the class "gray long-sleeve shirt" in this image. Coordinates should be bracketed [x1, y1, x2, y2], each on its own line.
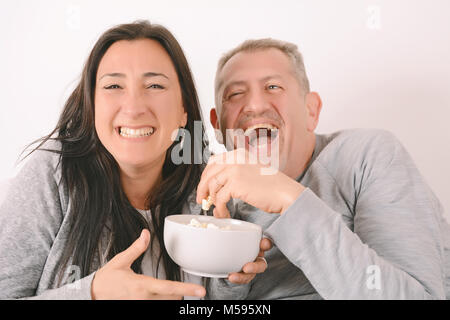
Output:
[0, 141, 204, 299]
[207, 128, 450, 299]
[1, 129, 449, 299]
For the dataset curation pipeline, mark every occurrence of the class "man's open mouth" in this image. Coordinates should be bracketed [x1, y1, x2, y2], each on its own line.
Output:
[243, 123, 279, 147]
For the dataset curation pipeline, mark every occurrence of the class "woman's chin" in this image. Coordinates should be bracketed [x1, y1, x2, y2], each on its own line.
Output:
[114, 153, 164, 172]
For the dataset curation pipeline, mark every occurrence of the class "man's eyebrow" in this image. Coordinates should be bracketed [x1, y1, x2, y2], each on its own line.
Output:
[99, 72, 169, 81]
[222, 80, 246, 91]
[260, 75, 283, 82]
[223, 75, 283, 89]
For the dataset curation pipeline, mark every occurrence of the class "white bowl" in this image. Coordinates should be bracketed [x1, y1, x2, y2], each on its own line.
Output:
[164, 214, 262, 278]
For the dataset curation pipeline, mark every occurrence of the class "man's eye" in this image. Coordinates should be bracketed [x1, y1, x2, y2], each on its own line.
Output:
[104, 84, 121, 89]
[227, 92, 243, 99]
[267, 84, 280, 90]
[147, 84, 164, 89]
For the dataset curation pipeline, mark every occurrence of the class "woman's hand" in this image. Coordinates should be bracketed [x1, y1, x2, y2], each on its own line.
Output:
[227, 237, 272, 284]
[91, 229, 206, 300]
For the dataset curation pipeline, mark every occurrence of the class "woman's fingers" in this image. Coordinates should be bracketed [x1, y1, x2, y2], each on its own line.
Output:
[140, 276, 206, 298]
[149, 294, 183, 300]
[92, 229, 206, 300]
[110, 229, 150, 269]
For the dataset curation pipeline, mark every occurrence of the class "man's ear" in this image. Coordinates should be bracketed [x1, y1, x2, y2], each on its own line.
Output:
[210, 108, 220, 129]
[305, 92, 322, 132]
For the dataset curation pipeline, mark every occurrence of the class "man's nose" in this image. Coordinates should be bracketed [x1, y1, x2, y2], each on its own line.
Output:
[242, 89, 270, 114]
[121, 90, 147, 118]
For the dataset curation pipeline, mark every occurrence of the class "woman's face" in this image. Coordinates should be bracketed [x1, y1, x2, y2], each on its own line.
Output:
[94, 39, 187, 172]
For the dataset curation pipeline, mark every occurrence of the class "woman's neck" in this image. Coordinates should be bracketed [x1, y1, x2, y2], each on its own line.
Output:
[119, 158, 165, 210]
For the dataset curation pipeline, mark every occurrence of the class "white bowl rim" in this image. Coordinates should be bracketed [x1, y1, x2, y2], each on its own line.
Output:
[165, 214, 262, 233]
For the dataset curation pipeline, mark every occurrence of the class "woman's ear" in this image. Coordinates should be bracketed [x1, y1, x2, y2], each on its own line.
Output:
[181, 111, 188, 128]
[305, 92, 322, 132]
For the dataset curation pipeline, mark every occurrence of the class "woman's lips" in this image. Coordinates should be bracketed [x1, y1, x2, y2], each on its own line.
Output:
[118, 126, 155, 138]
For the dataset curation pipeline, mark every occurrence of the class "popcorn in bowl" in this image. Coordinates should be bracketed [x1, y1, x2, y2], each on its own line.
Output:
[164, 214, 263, 277]
[187, 218, 230, 230]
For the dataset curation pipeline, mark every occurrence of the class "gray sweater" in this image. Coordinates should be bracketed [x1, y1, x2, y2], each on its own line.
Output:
[207, 128, 450, 300]
[1, 129, 449, 299]
[0, 140, 203, 299]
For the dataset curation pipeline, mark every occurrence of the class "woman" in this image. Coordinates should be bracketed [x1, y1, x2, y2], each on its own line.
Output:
[0, 21, 265, 299]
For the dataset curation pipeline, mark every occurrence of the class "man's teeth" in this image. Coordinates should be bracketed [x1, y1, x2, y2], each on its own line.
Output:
[244, 124, 278, 136]
[119, 127, 155, 138]
[243, 124, 279, 147]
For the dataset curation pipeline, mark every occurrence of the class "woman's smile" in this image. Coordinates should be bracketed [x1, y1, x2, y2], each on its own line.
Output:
[117, 126, 156, 140]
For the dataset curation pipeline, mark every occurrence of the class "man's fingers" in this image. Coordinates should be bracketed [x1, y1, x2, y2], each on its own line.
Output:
[143, 277, 206, 298]
[196, 163, 226, 204]
[260, 238, 273, 251]
[242, 257, 268, 274]
[196, 150, 242, 205]
[228, 272, 255, 284]
[213, 183, 232, 218]
[228, 254, 268, 284]
[111, 229, 150, 268]
[206, 175, 223, 206]
[213, 174, 232, 218]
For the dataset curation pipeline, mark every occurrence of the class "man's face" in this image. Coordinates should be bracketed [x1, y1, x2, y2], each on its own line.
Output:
[213, 48, 321, 177]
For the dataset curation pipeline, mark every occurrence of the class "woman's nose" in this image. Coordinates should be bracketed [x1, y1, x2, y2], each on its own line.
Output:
[121, 90, 147, 118]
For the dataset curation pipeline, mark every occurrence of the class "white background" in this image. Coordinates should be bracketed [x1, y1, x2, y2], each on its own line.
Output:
[0, 0, 449, 221]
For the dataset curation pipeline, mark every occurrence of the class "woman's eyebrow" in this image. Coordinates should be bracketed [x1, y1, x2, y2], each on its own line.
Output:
[99, 72, 125, 81]
[143, 72, 169, 79]
[98, 72, 169, 81]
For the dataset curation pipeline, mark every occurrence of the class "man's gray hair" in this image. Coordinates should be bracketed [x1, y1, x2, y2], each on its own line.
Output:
[214, 38, 310, 113]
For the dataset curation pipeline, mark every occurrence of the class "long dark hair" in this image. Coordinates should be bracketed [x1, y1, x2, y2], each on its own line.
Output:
[26, 21, 207, 283]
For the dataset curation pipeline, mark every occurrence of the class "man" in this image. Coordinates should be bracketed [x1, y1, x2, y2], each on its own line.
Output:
[198, 38, 450, 299]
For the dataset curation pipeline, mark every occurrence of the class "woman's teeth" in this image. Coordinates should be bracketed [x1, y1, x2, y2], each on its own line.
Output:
[119, 127, 155, 138]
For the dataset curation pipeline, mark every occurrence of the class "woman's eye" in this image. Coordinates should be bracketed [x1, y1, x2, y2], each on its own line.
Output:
[147, 84, 164, 89]
[104, 84, 121, 89]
